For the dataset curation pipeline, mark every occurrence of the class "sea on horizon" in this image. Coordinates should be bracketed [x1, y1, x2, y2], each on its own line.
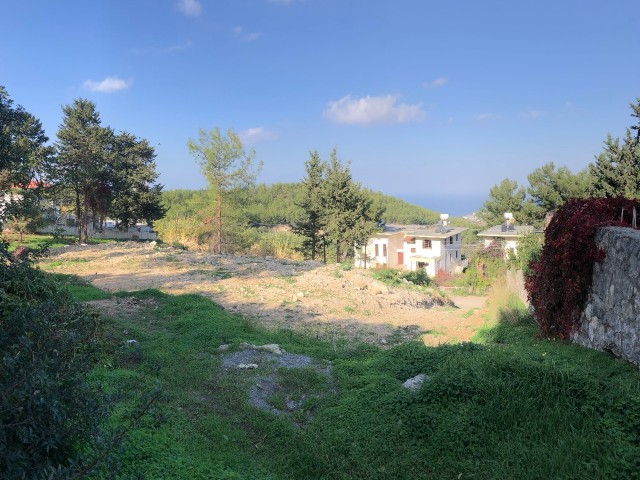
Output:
[394, 193, 487, 218]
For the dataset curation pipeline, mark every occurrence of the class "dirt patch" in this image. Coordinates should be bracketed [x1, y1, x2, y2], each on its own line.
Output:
[219, 344, 333, 423]
[42, 242, 489, 345]
[85, 296, 159, 318]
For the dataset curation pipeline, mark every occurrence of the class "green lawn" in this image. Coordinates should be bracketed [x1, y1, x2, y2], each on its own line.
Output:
[62, 278, 640, 479]
[2, 233, 114, 252]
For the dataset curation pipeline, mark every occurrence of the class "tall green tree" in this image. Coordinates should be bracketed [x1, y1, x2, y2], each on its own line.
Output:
[292, 151, 326, 261]
[527, 162, 591, 213]
[322, 150, 380, 263]
[479, 178, 533, 226]
[0, 86, 52, 230]
[589, 99, 640, 199]
[187, 128, 262, 254]
[109, 132, 165, 229]
[53, 99, 112, 243]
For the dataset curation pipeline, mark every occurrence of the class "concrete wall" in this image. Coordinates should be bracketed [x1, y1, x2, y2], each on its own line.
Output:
[572, 227, 640, 365]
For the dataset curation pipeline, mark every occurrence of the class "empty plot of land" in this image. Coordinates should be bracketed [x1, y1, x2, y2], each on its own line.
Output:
[42, 242, 489, 345]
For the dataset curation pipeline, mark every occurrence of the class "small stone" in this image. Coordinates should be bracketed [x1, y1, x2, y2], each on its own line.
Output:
[296, 292, 304, 298]
[237, 363, 258, 369]
[402, 373, 427, 391]
[253, 343, 285, 355]
[217, 344, 231, 351]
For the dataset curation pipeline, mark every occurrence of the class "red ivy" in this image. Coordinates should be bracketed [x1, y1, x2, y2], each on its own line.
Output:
[525, 197, 640, 339]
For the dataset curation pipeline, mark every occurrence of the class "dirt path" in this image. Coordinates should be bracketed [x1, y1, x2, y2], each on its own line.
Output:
[41, 242, 490, 346]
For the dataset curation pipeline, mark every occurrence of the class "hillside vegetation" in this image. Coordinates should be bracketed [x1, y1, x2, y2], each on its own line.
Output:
[59, 280, 640, 478]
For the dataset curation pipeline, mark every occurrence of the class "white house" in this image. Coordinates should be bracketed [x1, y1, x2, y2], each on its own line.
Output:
[477, 213, 535, 257]
[354, 216, 467, 276]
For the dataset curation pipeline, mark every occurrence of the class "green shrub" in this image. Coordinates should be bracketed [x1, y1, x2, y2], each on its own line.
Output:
[0, 242, 108, 478]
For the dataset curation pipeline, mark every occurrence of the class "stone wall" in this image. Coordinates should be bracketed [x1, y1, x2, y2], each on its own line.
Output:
[572, 227, 640, 365]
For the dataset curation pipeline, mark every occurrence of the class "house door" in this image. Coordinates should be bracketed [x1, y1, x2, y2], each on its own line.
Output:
[398, 252, 404, 265]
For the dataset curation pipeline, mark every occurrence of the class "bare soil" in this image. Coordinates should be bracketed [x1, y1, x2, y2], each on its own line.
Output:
[42, 242, 489, 346]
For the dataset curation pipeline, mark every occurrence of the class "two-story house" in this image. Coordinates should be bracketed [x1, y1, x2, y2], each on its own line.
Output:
[355, 216, 467, 276]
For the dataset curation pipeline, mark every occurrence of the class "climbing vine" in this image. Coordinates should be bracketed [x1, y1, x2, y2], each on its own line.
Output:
[525, 197, 640, 338]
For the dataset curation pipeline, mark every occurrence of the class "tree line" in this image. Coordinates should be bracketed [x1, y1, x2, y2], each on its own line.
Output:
[479, 98, 640, 227]
[0, 86, 164, 242]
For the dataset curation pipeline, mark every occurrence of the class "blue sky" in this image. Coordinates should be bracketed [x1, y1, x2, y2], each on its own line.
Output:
[1, 0, 639, 213]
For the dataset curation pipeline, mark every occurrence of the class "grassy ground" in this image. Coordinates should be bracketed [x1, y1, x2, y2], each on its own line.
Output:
[1, 232, 114, 251]
[60, 276, 640, 479]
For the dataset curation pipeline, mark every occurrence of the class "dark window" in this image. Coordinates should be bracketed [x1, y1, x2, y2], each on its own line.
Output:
[422, 239, 431, 248]
[449, 236, 453, 244]
[383, 244, 387, 256]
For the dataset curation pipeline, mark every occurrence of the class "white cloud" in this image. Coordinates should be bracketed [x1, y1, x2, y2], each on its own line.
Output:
[474, 112, 497, 121]
[423, 77, 448, 88]
[233, 26, 263, 41]
[324, 94, 425, 125]
[178, 0, 202, 16]
[83, 76, 132, 93]
[239, 127, 278, 144]
[520, 109, 547, 119]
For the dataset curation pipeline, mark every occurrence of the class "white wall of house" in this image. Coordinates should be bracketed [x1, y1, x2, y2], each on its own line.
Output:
[482, 237, 518, 257]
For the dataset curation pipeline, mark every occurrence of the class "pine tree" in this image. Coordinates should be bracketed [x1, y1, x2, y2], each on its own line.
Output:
[54, 99, 111, 243]
[187, 128, 262, 254]
[322, 150, 380, 263]
[109, 132, 165, 229]
[589, 99, 640, 199]
[292, 151, 326, 261]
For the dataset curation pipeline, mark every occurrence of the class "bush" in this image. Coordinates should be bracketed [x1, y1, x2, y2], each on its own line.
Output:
[0, 242, 107, 478]
[526, 197, 640, 338]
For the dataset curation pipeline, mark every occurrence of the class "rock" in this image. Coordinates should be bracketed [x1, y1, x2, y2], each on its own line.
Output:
[253, 343, 285, 355]
[217, 344, 231, 351]
[238, 342, 285, 355]
[402, 373, 427, 391]
[296, 291, 304, 298]
[125, 339, 138, 345]
[237, 363, 259, 369]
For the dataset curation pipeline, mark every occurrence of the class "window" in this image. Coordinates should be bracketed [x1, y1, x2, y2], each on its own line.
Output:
[375, 244, 379, 256]
[383, 244, 387, 257]
[422, 239, 431, 248]
[449, 236, 453, 244]
[411, 248, 416, 253]
[456, 250, 458, 259]
[456, 234, 459, 241]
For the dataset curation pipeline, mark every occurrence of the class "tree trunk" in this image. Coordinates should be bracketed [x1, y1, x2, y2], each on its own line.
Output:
[311, 235, 316, 261]
[217, 189, 222, 255]
[322, 238, 326, 264]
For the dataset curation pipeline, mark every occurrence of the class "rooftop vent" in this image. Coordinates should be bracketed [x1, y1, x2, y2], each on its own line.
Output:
[501, 212, 516, 232]
[435, 213, 451, 233]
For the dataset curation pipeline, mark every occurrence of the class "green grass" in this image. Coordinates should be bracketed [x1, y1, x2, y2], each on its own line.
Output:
[48, 273, 112, 301]
[73, 283, 640, 479]
[3, 233, 114, 251]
